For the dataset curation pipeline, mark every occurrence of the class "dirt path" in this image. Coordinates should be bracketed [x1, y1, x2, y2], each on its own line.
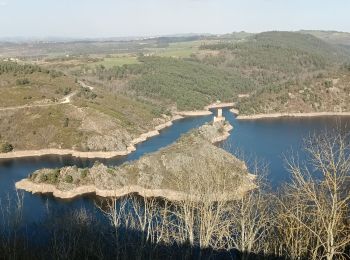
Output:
[0, 91, 78, 111]
[78, 80, 94, 90]
[0, 81, 93, 111]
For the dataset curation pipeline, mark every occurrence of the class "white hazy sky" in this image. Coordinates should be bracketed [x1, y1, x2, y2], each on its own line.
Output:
[0, 0, 349, 38]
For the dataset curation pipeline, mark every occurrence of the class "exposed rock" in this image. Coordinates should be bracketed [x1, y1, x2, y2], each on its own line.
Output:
[86, 135, 128, 151]
[328, 86, 340, 94]
[16, 121, 256, 201]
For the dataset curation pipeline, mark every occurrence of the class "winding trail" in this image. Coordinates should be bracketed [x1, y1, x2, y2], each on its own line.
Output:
[77, 80, 94, 90]
[0, 80, 93, 111]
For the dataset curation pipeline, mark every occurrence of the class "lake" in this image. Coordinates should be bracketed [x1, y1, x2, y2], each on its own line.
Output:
[0, 109, 350, 228]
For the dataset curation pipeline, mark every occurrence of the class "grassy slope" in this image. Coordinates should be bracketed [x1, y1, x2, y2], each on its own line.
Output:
[0, 62, 79, 107]
[0, 62, 167, 151]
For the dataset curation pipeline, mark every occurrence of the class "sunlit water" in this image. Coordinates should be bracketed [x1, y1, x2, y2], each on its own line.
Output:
[0, 109, 349, 229]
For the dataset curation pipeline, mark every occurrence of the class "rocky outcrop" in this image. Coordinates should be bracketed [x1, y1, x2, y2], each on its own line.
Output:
[16, 121, 256, 201]
[0, 115, 184, 159]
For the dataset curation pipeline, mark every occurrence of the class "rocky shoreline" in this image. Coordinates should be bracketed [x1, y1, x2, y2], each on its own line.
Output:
[15, 121, 254, 201]
[236, 111, 350, 120]
[0, 102, 236, 160]
[0, 115, 184, 160]
[15, 179, 255, 201]
[14, 181, 191, 201]
[175, 110, 212, 116]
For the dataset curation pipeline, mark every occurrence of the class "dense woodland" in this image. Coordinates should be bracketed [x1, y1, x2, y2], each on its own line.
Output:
[0, 62, 64, 78]
[77, 32, 350, 113]
[91, 56, 255, 110]
[197, 32, 350, 114]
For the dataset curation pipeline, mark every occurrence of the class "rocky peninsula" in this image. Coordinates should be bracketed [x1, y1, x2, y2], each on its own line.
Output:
[16, 121, 256, 201]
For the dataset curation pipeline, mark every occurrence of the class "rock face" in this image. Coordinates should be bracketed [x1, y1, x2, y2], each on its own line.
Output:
[16, 121, 256, 201]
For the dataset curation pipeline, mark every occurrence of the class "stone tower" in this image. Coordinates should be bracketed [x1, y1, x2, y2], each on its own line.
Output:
[213, 108, 224, 122]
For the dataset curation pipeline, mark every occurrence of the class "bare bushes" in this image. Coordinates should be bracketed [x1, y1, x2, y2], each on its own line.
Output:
[0, 191, 27, 259]
[96, 130, 350, 259]
[96, 159, 268, 257]
[275, 131, 350, 259]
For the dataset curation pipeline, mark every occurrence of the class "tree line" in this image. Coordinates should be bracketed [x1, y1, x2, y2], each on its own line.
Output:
[0, 61, 64, 78]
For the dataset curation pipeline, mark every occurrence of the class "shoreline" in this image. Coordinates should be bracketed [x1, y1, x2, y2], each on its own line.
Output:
[15, 122, 248, 201]
[0, 101, 235, 160]
[175, 110, 212, 116]
[0, 114, 184, 160]
[15, 178, 254, 201]
[236, 111, 350, 120]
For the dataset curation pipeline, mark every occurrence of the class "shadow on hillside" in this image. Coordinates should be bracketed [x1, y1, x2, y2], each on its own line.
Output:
[0, 222, 287, 260]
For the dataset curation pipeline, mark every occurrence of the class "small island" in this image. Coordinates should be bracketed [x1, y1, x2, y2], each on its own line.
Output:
[16, 120, 256, 201]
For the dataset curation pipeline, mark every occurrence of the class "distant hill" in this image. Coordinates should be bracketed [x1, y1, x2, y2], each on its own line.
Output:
[300, 30, 350, 47]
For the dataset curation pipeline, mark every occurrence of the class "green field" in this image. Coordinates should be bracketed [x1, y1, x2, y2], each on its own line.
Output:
[146, 40, 204, 58]
[90, 56, 140, 68]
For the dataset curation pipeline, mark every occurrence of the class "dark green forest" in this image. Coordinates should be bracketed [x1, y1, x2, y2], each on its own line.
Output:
[91, 56, 256, 110]
[85, 31, 350, 113]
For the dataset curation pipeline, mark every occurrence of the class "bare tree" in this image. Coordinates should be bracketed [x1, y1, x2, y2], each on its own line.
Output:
[95, 194, 128, 242]
[278, 131, 350, 260]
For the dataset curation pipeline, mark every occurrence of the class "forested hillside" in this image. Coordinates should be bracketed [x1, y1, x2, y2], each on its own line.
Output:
[3, 30, 350, 147]
[198, 31, 350, 114]
[300, 30, 350, 47]
[91, 56, 255, 110]
[78, 31, 350, 114]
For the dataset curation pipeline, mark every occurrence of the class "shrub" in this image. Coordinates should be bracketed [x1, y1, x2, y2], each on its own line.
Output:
[46, 169, 60, 184]
[64, 175, 74, 183]
[63, 117, 69, 127]
[107, 168, 115, 175]
[1, 142, 13, 153]
[80, 169, 89, 178]
[63, 87, 72, 95]
[16, 78, 30, 85]
[324, 80, 333, 88]
[39, 174, 48, 183]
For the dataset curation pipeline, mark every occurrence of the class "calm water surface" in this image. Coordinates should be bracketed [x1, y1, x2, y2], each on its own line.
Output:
[1, 110, 350, 227]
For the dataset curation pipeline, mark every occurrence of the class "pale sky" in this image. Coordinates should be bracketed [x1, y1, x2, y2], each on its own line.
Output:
[0, 0, 349, 38]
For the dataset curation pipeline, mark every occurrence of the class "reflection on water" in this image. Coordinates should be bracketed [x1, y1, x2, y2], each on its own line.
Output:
[0, 114, 212, 224]
[222, 110, 350, 186]
[1, 110, 350, 226]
